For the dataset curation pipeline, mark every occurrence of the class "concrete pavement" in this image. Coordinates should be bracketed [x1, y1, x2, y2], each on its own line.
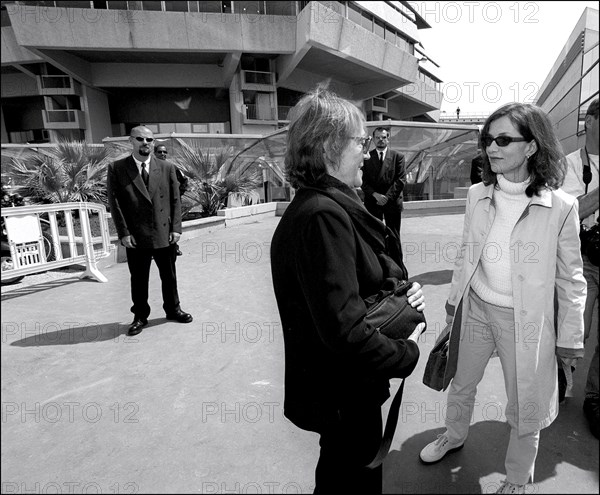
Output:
[1, 214, 598, 494]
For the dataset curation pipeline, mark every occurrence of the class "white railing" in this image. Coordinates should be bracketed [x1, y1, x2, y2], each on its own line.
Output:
[1, 202, 113, 283]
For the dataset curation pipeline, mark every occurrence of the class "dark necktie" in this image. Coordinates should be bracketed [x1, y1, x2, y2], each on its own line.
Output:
[379, 152, 384, 166]
[141, 163, 149, 188]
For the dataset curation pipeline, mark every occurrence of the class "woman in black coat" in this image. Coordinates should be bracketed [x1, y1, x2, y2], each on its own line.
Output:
[270, 88, 426, 493]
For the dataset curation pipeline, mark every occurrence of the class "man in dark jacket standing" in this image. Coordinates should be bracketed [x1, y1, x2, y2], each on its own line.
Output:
[361, 127, 406, 236]
[107, 126, 192, 336]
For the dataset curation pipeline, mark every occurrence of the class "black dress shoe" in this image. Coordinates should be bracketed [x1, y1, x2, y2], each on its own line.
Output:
[166, 310, 193, 323]
[127, 318, 148, 336]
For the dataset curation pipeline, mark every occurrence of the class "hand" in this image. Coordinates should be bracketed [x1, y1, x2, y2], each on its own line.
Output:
[170, 232, 181, 244]
[407, 322, 426, 343]
[445, 313, 453, 325]
[121, 235, 136, 248]
[373, 192, 388, 206]
[407, 282, 425, 312]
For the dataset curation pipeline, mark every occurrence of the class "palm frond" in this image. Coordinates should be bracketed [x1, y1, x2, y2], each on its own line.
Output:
[5, 141, 112, 204]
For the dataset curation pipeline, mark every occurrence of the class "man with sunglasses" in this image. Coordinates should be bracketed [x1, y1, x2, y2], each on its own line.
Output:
[107, 126, 193, 336]
[155, 144, 188, 257]
[361, 127, 406, 236]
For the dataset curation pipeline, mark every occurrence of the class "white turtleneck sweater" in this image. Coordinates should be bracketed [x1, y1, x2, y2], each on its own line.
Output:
[471, 174, 532, 308]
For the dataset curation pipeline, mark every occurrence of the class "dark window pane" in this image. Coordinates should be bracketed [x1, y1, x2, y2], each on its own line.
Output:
[142, 1, 162, 11]
[165, 1, 189, 11]
[265, 1, 296, 16]
[361, 12, 372, 31]
[56, 1, 91, 7]
[385, 27, 396, 45]
[374, 18, 384, 38]
[347, 2, 361, 24]
[19, 1, 57, 6]
[236, 1, 264, 15]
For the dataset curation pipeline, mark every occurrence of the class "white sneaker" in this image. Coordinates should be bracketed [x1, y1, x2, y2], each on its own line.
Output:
[496, 480, 527, 494]
[419, 432, 464, 464]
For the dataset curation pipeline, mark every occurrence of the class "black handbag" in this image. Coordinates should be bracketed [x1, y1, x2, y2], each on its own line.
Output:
[363, 277, 427, 469]
[422, 323, 451, 391]
[365, 277, 426, 340]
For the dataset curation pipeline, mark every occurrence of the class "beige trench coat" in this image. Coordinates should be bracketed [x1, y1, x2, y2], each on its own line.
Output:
[444, 183, 586, 435]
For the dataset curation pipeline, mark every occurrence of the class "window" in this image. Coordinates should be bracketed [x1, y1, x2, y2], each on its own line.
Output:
[385, 26, 396, 45]
[235, 1, 264, 15]
[374, 18, 384, 39]
[165, 1, 189, 12]
[347, 2, 361, 24]
[582, 44, 599, 75]
[361, 11, 372, 31]
[56, 1, 91, 7]
[142, 1, 162, 10]
[580, 63, 599, 108]
[265, 1, 296, 16]
[198, 1, 230, 13]
[396, 36, 407, 51]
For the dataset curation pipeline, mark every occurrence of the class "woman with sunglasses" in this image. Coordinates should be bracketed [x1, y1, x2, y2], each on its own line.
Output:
[419, 103, 586, 494]
[271, 87, 426, 492]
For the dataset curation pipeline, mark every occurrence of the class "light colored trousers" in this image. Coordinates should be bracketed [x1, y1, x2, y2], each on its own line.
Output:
[445, 289, 539, 485]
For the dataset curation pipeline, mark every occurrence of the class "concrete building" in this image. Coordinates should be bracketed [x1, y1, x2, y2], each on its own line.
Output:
[1, 0, 443, 144]
[535, 7, 599, 155]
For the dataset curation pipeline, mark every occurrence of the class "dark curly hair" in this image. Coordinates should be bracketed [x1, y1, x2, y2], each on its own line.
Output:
[480, 103, 565, 197]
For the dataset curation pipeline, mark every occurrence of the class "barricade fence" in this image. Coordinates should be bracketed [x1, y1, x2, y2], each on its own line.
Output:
[1, 202, 113, 283]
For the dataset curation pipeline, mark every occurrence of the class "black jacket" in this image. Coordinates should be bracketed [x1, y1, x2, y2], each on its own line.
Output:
[361, 148, 406, 209]
[107, 155, 182, 249]
[270, 175, 419, 433]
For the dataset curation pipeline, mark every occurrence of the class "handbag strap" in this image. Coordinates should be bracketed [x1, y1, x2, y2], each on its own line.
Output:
[366, 378, 405, 469]
[581, 147, 592, 194]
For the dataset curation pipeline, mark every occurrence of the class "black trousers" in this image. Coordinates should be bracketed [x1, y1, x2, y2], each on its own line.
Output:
[126, 245, 180, 319]
[314, 401, 383, 494]
[365, 200, 402, 237]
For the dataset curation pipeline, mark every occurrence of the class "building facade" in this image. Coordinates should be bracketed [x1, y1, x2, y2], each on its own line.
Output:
[535, 7, 599, 155]
[1, 0, 443, 144]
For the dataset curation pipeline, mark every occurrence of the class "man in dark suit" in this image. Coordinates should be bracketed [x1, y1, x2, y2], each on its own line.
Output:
[107, 126, 193, 336]
[155, 143, 187, 256]
[361, 127, 406, 236]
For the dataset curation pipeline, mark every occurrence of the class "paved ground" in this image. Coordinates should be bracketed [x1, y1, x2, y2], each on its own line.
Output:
[1, 214, 598, 494]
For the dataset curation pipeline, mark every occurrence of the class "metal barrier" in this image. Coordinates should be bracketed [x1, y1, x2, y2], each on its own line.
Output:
[1, 202, 114, 283]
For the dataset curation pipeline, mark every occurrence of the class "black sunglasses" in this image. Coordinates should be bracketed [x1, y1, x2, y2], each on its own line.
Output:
[481, 135, 527, 148]
[133, 136, 154, 143]
[156, 150, 168, 154]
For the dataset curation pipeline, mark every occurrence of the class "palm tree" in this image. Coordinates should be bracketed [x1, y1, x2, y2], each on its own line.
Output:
[170, 140, 263, 218]
[8, 140, 113, 205]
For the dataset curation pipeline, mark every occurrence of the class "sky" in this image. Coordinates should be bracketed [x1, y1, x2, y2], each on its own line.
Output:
[415, 1, 599, 116]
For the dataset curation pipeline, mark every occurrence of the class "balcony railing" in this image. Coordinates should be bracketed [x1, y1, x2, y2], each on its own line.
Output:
[244, 104, 276, 122]
[242, 70, 274, 85]
[42, 109, 86, 129]
[240, 70, 276, 91]
[38, 75, 83, 96]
